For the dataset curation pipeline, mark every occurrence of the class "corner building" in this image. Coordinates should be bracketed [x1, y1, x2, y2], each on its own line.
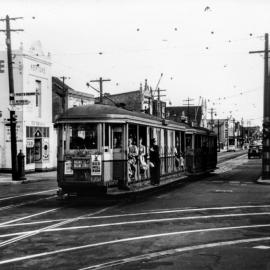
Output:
[0, 41, 55, 172]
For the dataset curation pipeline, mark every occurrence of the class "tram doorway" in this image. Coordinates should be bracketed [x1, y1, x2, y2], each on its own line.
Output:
[112, 125, 126, 182]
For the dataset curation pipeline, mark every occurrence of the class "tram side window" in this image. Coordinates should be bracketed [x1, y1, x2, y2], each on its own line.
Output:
[186, 134, 192, 149]
[69, 124, 97, 150]
[113, 132, 122, 148]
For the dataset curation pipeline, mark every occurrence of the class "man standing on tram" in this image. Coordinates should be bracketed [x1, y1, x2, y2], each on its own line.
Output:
[150, 138, 160, 185]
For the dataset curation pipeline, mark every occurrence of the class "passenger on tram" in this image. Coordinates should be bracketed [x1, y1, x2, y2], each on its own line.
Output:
[138, 137, 148, 176]
[174, 146, 180, 169]
[150, 138, 160, 185]
[180, 153, 185, 172]
[128, 138, 138, 181]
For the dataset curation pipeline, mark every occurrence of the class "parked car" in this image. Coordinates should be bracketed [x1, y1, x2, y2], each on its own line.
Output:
[227, 144, 236, 152]
[248, 144, 262, 159]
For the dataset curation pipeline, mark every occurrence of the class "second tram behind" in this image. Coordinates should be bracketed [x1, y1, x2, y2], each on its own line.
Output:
[55, 104, 217, 196]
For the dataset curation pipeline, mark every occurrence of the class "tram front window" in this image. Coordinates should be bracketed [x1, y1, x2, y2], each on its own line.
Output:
[69, 124, 97, 150]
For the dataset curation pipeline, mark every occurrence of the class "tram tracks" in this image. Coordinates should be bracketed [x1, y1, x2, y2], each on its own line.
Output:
[0, 203, 270, 268]
[1, 211, 270, 240]
[78, 236, 270, 270]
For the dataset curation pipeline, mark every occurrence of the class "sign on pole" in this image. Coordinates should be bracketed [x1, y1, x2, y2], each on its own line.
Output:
[14, 100, 30, 105]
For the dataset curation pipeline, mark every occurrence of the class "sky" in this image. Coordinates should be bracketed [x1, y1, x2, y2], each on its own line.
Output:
[0, 0, 269, 126]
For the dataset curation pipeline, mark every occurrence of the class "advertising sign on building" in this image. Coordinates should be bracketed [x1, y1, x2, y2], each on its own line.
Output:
[91, 154, 102, 176]
[42, 138, 49, 160]
[26, 139, 34, 148]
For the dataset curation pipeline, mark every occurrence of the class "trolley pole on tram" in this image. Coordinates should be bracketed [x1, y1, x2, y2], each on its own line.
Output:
[90, 77, 111, 104]
[0, 15, 23, 180]
[249, 33, 270, 182]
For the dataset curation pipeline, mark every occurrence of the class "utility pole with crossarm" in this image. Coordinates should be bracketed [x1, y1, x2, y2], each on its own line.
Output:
[0, 15, 23, 180]
[249, 33, 270, 182]
[90, 77, 111, 104]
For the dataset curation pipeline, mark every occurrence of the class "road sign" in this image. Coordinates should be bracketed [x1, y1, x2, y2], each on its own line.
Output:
[15, 92, 36, 96]
[14, 100, 30, 105]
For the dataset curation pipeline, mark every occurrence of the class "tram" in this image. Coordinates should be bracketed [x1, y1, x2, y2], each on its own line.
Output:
[55, 104, 217, 196]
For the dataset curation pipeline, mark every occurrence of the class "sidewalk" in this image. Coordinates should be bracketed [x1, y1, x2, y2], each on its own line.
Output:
[0, 171, 56, 185]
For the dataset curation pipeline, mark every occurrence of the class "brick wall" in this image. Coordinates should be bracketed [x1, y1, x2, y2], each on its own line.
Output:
[101, 91, 142, 111]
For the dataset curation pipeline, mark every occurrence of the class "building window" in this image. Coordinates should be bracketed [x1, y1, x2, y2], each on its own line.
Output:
[35, 80, 41, 117]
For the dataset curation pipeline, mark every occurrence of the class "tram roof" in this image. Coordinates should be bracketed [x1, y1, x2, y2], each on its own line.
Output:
[56, 104, 215, 135]
[56, 104, 178, 125]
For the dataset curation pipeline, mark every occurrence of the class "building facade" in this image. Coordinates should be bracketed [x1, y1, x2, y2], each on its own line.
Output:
[166, 98, 208, 128]
[208, 117, 243, 150]
[98, 79, 166, 118]
[0, 41, 54, 172]
[52, 76, 95, 122]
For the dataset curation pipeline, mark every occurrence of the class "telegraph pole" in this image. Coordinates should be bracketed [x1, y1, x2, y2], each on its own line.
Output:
[183, 97, 194, 125]
[208, 107, 216, 131]
[217, 119, 220, 151]
[59, 76, 70, 111]
[156, 88, 166, 101]
[0, 15, 23, 180]
[90, 77, 111, 104]
[249, 33, 270, 181]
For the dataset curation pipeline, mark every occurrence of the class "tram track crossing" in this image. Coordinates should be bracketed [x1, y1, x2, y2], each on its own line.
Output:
[0, 202, 270, 251]
[77, 236, 270, 270]
[0, 216, 270, 268]
[0, 156, 268, 269]
[1, 209, 270, 239]
[1, 203, 270, 230]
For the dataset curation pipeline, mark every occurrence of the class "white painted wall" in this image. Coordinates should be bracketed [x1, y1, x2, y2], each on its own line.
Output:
[0, 42, 54, 171]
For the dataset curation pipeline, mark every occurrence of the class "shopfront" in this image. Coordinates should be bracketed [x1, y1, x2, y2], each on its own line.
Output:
[26, 126, 51, 171]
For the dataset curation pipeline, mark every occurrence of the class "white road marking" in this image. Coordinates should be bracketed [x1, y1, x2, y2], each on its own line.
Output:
[0, 189, 57, 202]
[0, 206, 112, 248]
[1, 223, 270, 265]
[79, 237, 270, 270]
[1, 211, 270, 238]
[253, 245, 270, 249]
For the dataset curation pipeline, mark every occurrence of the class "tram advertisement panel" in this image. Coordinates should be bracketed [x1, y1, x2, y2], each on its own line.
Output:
[64, 159, 73, 175]
[91, 154, 102, 176]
